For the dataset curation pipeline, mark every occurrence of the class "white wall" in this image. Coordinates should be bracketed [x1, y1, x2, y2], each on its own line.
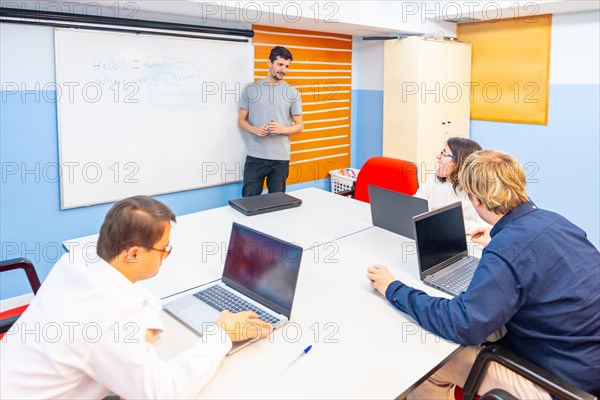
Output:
[323, 1, 456, 35]
[0, 23, 55, 88]
[351, 38, 384, 91]
[550, 11, 600, 84]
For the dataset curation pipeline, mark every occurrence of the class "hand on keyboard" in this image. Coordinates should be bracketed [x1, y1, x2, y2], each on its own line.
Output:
[216, 310, 273, 342]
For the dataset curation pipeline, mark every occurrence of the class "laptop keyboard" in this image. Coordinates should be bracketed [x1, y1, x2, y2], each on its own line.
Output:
[430, 257, 479, 294]
[194, 285, 281, 325]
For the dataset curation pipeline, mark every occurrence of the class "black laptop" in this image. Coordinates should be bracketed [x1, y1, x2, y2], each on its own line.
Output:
[229, 192, 302, 216]
[369, 185, 429, 239]
[413, 202, 479, 296]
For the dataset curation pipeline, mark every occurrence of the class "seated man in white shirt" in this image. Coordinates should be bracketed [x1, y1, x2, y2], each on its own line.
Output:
[0, 195, 271, 399]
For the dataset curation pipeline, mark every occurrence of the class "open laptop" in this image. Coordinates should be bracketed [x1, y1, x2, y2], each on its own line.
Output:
[229, 192, 302, 216]
[413, 202, 479, 296]
[163, 222, 303, 354]
[369, 185, 429, 239]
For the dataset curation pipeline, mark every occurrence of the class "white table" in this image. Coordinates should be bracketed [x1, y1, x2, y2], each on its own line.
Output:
[154, 226, 476, 399]
[64, 188, 483, 398]
[64, 188, 373, 299]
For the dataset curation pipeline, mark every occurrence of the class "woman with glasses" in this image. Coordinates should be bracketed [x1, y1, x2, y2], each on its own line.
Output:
[414, 137, 489, 234]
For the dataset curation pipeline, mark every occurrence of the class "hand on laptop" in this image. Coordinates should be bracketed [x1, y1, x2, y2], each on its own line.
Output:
[216, 310, 272, 342]
[470, 226, 492, 246]
[367, 264, 397, 296]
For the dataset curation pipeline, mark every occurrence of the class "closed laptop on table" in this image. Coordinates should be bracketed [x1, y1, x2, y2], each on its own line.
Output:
[369, 185, 429, 239]
[229, 192, 302, 216]
[413, 202, 480, 297]
[163, 222, 303, 354]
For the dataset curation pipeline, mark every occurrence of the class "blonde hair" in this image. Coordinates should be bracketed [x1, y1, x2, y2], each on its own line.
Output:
[458, 150, 529, 215]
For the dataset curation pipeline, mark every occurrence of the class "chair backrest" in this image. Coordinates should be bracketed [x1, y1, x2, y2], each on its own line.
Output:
[0, 258, 40, 339]
[463, 345, 597, 400]
[353, 157, 419, 203]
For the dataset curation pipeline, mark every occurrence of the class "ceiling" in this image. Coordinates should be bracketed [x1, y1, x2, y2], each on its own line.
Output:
[114, 1, 600, 36]
[2, 1, 599, 37]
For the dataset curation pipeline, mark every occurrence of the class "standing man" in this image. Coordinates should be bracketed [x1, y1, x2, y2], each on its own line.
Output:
[238, 46, 303, 197]
[367, 150, 600, 398]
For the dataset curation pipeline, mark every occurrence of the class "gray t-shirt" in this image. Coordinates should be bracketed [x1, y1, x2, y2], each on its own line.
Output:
[239, 79, 302, 161]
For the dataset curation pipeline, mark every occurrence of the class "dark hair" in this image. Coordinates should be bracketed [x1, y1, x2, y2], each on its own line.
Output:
[441, 137, 483, 191]
[97, 195, 176, 262]
[269, 46, 293, 62]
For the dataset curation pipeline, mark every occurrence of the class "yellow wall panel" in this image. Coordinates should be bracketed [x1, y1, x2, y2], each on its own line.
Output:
[457, 15, 551, 124]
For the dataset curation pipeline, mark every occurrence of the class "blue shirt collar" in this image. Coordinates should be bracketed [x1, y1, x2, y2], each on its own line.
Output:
[490, 200, 538, 237]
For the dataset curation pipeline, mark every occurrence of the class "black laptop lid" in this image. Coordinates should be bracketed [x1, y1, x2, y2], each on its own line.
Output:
[413, 202, 468, 278]
[229, 193, 302, 216]
[368, 185, 428, 239]
[222, 223, 303, 318]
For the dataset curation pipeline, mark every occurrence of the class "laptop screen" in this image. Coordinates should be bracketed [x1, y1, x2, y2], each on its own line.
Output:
[414, 202, 467, 275]
[222, 223, 302, 317]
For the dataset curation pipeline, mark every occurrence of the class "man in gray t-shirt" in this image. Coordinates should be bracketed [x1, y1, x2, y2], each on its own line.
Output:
[238, 46, 303, 197]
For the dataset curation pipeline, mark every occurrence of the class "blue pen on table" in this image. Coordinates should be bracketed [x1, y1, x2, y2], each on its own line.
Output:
[279, 345, 313, 376]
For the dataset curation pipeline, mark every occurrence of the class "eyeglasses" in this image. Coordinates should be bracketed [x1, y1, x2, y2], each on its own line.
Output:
[148, 244, 172, 260]
[440, 149, 457, 160]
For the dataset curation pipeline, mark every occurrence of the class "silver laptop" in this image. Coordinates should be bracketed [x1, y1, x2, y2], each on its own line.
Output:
[413, 202, 479, 296]
[163, 222, 303, 354]
[369, 185, 429, 239]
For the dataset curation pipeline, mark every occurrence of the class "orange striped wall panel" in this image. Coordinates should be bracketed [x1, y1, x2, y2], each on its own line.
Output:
[252, 25, 352, 184]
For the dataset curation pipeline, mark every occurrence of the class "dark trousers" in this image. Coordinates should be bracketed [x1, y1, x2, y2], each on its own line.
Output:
[242, 155, 290, 197]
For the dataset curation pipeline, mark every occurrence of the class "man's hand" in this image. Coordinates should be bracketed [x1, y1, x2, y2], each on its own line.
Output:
[254, 124, 269, 137]
[470, 226, 492, 246]
[216, 310, 272, 342]
[267, 120, 285, 135]
[367, 264, 396, 296]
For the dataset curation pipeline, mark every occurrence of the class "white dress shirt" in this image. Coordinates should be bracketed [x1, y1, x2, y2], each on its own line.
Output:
[0, 252, 231, 399]
[414, 174, 490, 234]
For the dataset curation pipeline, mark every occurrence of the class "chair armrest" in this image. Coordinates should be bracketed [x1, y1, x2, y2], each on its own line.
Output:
[0, 315, 21, 334]
[463, 345, 597, 400]
[335, 188, 355, 198]
[0, 258, 41, 294]
[480, 388, 518, 400]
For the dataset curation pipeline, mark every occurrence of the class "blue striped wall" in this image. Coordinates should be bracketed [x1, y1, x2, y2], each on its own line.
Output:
[0, 87, 328, 300]
[351, 89, 384, 169]
[2, 11, 599, 301]
[470, 11, 600, 247]
[349, 11, 600, 249]
[0, 22, 328, 300]
[471, 84, 600, 247]
[349, 83, 600, 248]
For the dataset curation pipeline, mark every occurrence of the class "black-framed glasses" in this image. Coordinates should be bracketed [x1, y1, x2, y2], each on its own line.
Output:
[148, 244, 172, 260]
[440, 149, 457, 160]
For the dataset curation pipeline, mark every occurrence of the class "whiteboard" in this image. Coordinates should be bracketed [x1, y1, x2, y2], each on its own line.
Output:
[54, 28, 253, 209]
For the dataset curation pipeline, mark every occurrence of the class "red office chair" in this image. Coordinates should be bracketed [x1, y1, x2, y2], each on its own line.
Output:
[338, 157, 419, 203]
[0, 258, 41, 340]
